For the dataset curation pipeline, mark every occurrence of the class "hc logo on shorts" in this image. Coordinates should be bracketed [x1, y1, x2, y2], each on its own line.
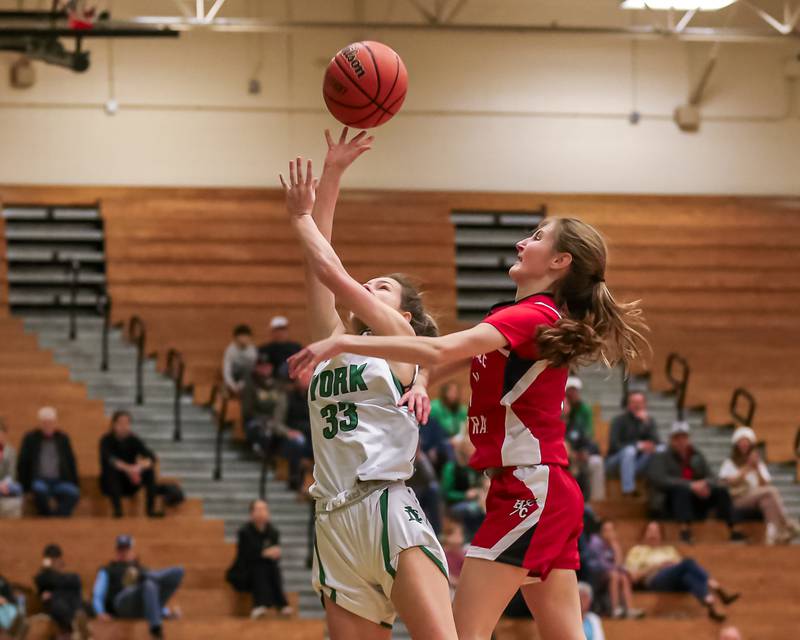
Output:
[404, 506, 423, 523]
[510, 499, 537, 519]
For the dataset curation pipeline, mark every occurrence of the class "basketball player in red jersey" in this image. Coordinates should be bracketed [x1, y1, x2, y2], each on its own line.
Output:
[290, 217, 648, 639]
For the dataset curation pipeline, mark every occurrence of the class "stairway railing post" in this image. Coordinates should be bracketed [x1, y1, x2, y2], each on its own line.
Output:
[128, 316, 146, 405]
[166, 349, 185, 442]
[68, 259, 80, 340]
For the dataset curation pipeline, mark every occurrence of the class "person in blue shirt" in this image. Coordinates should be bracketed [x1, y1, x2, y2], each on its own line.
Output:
[92, 535, 183, 639]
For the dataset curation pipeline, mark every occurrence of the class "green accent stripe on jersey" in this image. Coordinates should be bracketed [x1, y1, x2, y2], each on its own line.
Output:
[419, 545, 449, 579]
[379, 488, 397, 578]
[313, 535, 327, 587]
[390, 371, 405, 398]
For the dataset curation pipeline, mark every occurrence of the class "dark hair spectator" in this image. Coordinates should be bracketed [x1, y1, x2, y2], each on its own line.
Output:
[226, 499, 292, 618]
[429, 382, 467, 438]
[99, 411, 162, 518]
[257, 316, 302, 381]
[281, 368, 314, 491]
[719, 426, 800, 545]
[564, 377, 605, 501]
[92, 535, 184, 640]
[241, 363, 289, 460]
[223, 325, 258, 395]
[440, 437, 485, 540]
[16, 407, 80, 517]
[605, 391, 660, 496]
[585, 520, 643, 619]
[0, 419, 23, 518]
[34, 544, 91, 640]
[624, 521, 740, 622]
[0, 573, 26, 639]
[646, 422, 744, 544]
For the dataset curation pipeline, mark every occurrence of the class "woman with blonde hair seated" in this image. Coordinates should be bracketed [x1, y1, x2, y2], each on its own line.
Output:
[719, 426, 800, 545]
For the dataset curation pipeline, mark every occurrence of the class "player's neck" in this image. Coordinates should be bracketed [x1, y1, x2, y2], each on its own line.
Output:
[515, 277, 556, 302]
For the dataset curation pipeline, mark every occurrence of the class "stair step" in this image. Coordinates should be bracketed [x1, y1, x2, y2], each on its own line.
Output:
[3, 206, 99, 221]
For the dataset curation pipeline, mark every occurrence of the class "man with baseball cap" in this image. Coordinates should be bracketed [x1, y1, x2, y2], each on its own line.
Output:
[92, 535, 184, 639]
[646, 421, 744, 544]
[257, 316, 302, 380]
[34, 544, 90, 640]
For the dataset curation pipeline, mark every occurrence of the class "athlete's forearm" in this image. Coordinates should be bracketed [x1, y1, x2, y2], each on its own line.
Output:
[312, 166, 343, 241]
[291, 215, 348, 290]
[337, 333, 451, 368]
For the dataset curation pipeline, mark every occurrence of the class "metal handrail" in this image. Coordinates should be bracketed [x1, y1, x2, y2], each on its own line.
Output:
[128, 316, 146, 405]
[166, 349, 185, 442]
[619, 361, 629, 408]
[212, 383, 230, 481]
[67, 259, 80, 340]
[730, 387, 756, 427]
[665, 352, 690, 420]
[96, 293, 111, 372]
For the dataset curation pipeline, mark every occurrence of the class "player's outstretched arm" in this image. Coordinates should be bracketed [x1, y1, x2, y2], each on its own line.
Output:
[289, 323, 507, 381]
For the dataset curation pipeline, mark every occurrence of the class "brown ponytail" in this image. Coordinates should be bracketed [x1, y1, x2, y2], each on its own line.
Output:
[385, 273, 440, 338]
[536, 218, 649, 369]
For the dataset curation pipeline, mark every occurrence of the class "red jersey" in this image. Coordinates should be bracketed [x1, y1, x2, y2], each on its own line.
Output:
[468, 293, 569, 470]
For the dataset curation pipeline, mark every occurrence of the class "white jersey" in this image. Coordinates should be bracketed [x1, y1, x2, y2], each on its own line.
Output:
[308, 352, 418, 502]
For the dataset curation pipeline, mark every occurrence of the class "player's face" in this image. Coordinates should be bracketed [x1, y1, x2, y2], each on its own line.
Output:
[363, 277, 404, 310]
[509, 221, 568, 284]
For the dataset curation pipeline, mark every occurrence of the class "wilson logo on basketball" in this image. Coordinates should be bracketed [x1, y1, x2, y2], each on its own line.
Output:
[341, 45, 366, 78]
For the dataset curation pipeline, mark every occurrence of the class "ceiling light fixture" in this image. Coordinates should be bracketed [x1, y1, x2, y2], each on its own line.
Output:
[621, 0, 737, 10]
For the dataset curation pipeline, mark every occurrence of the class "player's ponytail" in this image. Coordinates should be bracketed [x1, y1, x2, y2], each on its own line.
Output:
[536, 218, 649, 369]
[385, 273, 440, 338]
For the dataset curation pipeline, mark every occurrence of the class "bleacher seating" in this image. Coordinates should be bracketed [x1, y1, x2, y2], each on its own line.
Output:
[2, 185, 799, 639]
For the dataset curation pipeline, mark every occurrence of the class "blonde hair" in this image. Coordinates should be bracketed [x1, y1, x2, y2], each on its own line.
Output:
[536, 218, 649, 369]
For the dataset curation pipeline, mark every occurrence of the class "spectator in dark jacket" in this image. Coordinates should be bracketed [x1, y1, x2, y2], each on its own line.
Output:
[92, 535, 183, 640]
[257, 316, 302, 380]
[646, 422, 744, 544]
[282, 369, 313, 491]
[0, 419, 23, 518]
[605, 392, 660, 496]
[226, 500, 292, 618]
[17, 407, 80, 516]
[241, 362, 289, 459]
[408, 445, 442, 535]
[99, 411, 160, 518]
[34, 544, 91, 640]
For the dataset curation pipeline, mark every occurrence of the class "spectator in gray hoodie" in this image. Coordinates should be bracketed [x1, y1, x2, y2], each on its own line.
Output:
[222, 325, 258, 396]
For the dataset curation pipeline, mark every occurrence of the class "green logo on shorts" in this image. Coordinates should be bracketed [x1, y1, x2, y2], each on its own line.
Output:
[404, 506, 423, 523]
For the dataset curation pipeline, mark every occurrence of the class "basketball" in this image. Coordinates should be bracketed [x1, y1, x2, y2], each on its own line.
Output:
[323, 41, 408, 129]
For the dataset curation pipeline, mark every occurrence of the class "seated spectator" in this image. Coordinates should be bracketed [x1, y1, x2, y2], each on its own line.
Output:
[17, 407, 80, 517]
[625, 521, 740, 622]
[241, 362, 288, 459]
[442, 522, 466, 598]
[565, 377, 605, 502]
[0, 573, 26, 639]
[34, 544, 91, 640]
[408, 445, 442, 535]
[223, 324, 258, 396]
[99, 410, 161, 519]
[429, 382, 467, 437]
[719, 626, 743, 640]
[719, 426, 800, 545]
[605, 392, 659, 496]
[441, 437, 485, 540]
[257, 316, 302, 381]
[647, 422, 744, 544]
[281, 368, 313, 491]
[586, 520, 643, 619]
[578, 582, 605, 640]
[0, 420, 23, 518]
[226, 500, 292, 618]
[92, 535, 184, 640]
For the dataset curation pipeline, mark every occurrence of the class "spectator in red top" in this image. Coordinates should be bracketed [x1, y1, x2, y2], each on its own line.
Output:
[646, 422, 743, 544]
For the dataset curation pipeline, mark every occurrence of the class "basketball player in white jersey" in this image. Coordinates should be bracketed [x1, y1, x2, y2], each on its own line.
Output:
[279, 129, 457, 640]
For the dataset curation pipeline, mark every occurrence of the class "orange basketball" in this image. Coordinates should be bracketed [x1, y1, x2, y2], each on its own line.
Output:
[323, 41, 408, 129]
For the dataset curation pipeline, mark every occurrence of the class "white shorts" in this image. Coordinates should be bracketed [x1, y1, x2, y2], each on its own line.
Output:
[312, 481, 449, 628]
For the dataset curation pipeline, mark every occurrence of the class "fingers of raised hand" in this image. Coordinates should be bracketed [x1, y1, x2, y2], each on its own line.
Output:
[279, 174, 288, 191]
[295, 156, 303, 184]
[305, 159, 313, 185]
[324, 129, 334, 149]
[338, 127, 349, 144]
[288, 160, 297, 187]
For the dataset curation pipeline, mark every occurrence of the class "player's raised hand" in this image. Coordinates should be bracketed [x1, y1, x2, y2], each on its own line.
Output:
[288, 335, 345, 380]
[323, 127, 374, 173]
[280, 157, 317, 218]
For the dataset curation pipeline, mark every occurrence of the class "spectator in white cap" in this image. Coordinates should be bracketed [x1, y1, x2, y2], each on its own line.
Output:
[17, 407, 80, 516]
[564, 377, 605, 501]
[719, 426, 800, 545]
[646, 421, 744, 544]
[258, 316, 302, 380]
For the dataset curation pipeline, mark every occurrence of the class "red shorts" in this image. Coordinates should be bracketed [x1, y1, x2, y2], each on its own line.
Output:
[466, 464, 584, 581]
